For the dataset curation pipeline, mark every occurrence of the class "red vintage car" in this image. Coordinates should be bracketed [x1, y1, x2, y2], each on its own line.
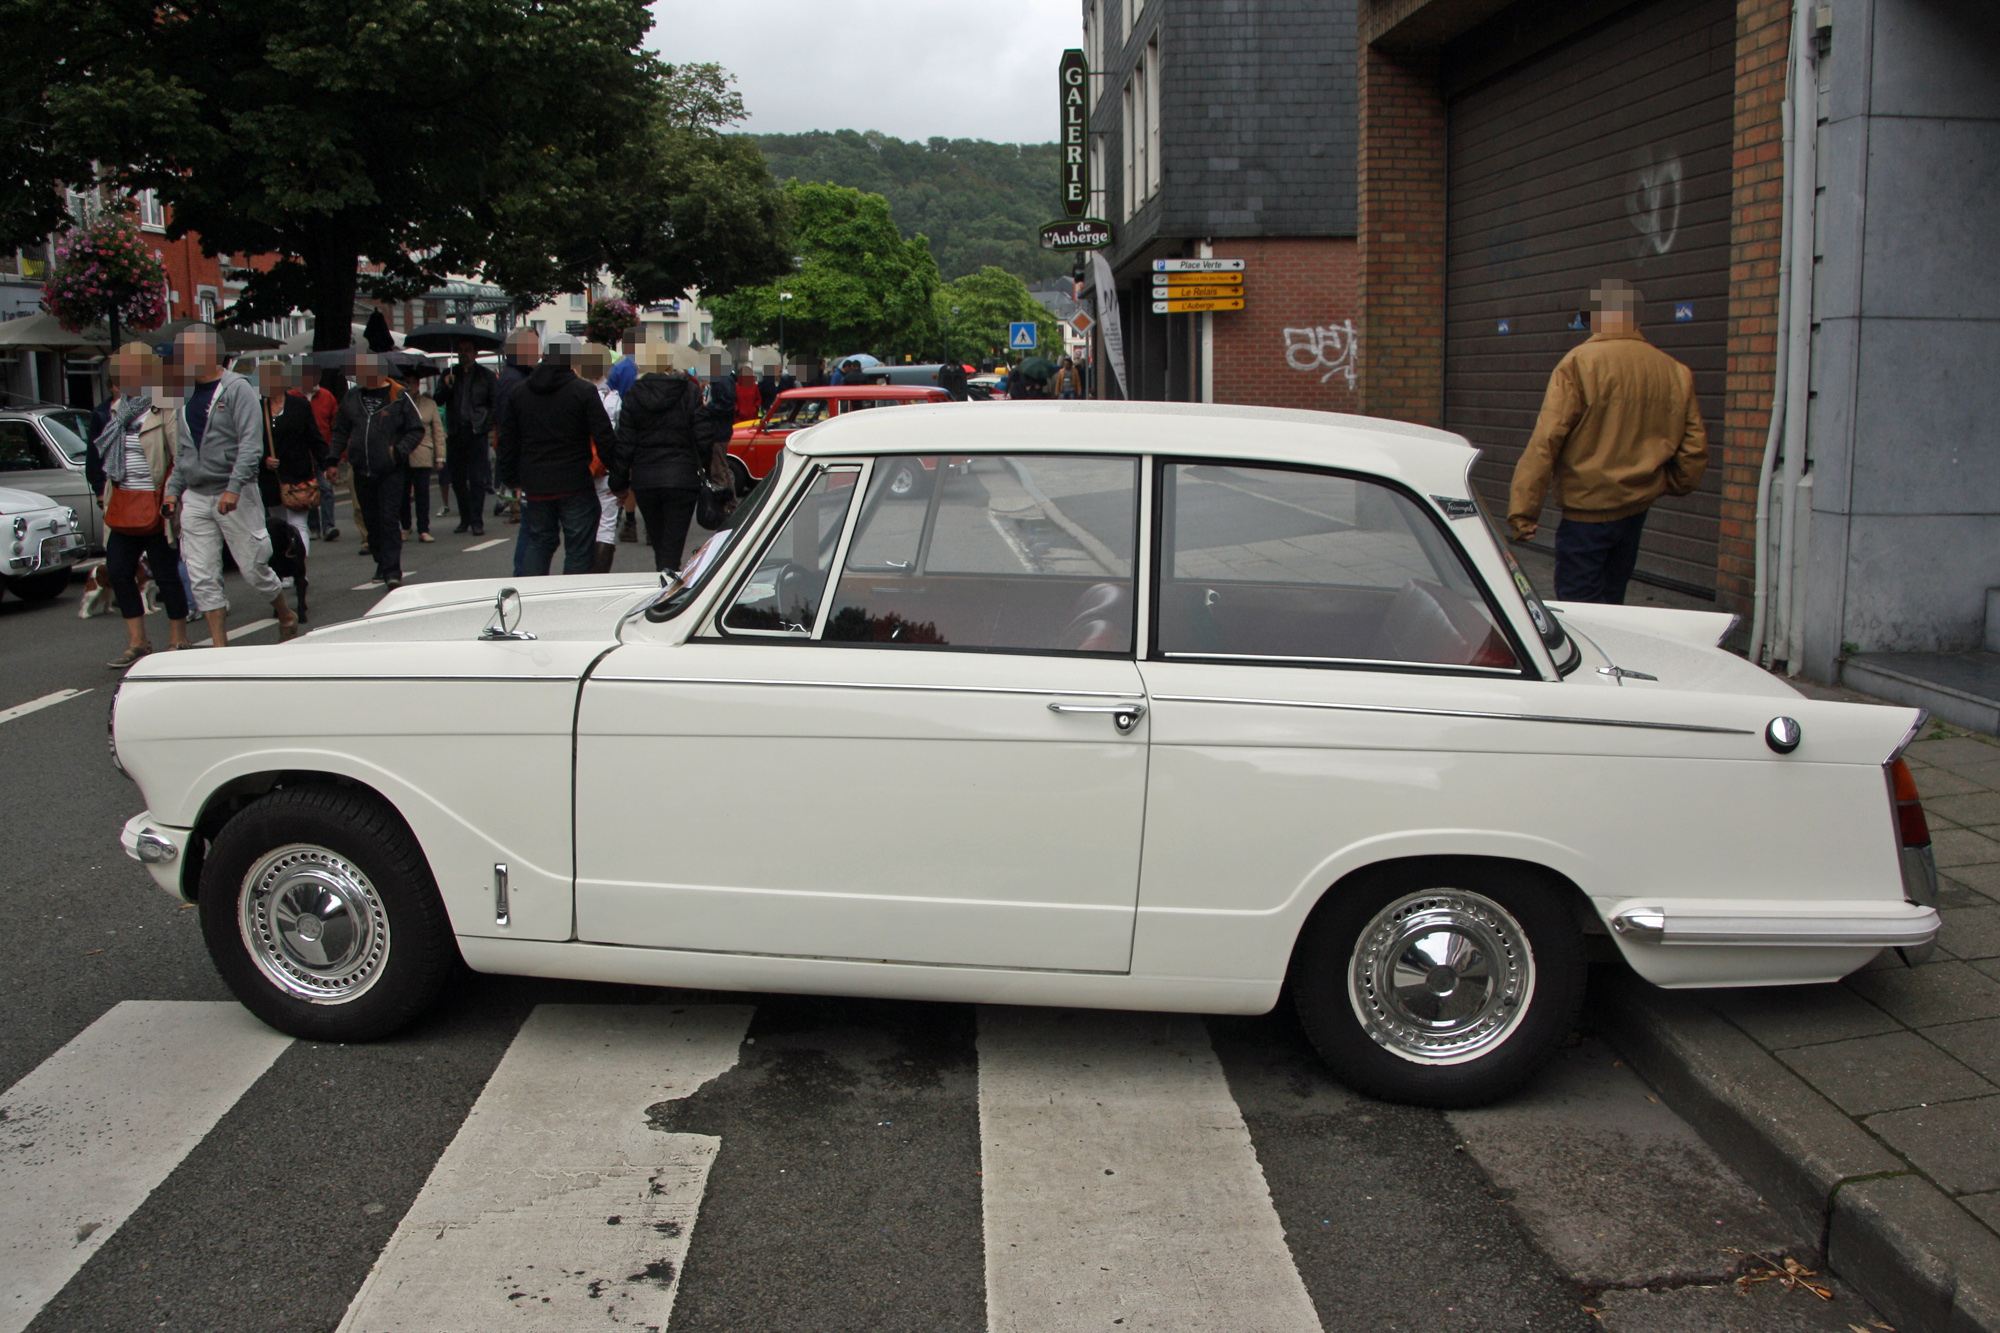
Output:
[728, 386, 952, 493]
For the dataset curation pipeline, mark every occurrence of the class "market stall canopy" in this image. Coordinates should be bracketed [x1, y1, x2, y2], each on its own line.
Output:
[150, 318, 282, 353]
[403, 322, 503, 353]
[278, 324, 367, 357]
[420, 278, 515, 318]
[0, 312, 111, 351]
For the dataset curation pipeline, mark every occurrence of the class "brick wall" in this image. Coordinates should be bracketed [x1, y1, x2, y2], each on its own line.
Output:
[139, 220, 224, 324]
[1719, 0, 1793, 613]
[1356, 44, 1447, 426]
[1209, 237, 1361, 412]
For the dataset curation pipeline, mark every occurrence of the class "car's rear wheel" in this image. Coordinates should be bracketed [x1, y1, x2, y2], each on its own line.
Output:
[726, 455, 753, 497]
[9, 568, 71, 602]
[199, 785, 456, 1042]
[1291, 860, 1583, 1107]
[883, 458, 930, 500]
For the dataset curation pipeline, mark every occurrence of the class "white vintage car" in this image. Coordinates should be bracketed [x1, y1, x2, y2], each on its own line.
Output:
[111, 403, 1941, 1106]
[0, 483, 86, 602]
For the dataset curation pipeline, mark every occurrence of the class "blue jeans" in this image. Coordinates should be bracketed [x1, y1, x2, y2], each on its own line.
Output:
[1554, 511, 1648, 604]
[519, 491, 599, 576]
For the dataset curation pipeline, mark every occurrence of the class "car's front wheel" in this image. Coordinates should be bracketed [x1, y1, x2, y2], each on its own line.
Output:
[199, 785, 456, 1042]
[7, 568, 72, 602]
[1291, 860, 1583, 1107]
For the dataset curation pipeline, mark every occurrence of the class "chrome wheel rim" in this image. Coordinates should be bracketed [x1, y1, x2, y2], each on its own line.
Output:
[238, 844, 390, 1004]
[1348, 889, 1535, 1065]
[888, 464, 916, 496]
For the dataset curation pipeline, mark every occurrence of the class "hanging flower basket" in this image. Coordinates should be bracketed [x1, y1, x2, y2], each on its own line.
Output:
[42, 202, 170, 336]
[582, 296, 637, 348]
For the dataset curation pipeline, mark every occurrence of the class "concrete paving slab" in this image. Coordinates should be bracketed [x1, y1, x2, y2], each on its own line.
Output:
[1942, 906, 2000, 960]
[1926, 1018, 2000, 1081]
[1846, 961, 2000, 1026]
[1706, 984, 1903, 1050]
[1776, 1031, 1996, 1115]
[1983, 958, 2000, 985]
[1827, 1173, 2000, 1333]
[1908, 737, 2000, 773]
[1865, 1096, 2000, 1195]
[1930, 827, 2000, 870]
[1965, 1192, 2000, 1233]
[1590, 1275, 1888, 1332]
[1448, 1040, 1802, 1290]
[1945, 759, 2000, 793]
[1920, 791, 2000, 827]
[1943, 863, 2000, 902]
[1911, 768, 1987, 799]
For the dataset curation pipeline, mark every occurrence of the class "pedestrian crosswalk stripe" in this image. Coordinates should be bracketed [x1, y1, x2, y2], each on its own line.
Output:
[0, 688, 90, 727]
[0, 1002, 293, 1333]
[977, 1007, 1323, 1333]
[463, 538, 505, 552]
[336, 1003, 754, 1333]
[192, 617, 276, 646]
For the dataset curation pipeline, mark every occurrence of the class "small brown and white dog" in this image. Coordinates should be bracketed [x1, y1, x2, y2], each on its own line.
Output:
[77, 557, 165, 618]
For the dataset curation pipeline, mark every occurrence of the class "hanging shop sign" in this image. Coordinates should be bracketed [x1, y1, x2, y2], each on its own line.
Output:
[1060, 49, 1090, 219]
[1040, 219, 1113, 250]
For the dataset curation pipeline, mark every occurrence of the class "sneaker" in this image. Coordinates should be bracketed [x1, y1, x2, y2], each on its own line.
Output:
[453, 522, 470, 534]
[469, 525, 485, 536]
[419, 531, 435, 543]
[323, 528, 340, 541]
[107, 644, 152, 670]
[383, 573, 402, 589]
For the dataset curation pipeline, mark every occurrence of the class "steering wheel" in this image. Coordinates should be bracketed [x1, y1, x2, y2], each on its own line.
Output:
[772, 562, 816, 631]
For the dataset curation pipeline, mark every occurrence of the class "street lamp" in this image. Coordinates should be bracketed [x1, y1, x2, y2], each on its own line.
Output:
[778, 291, 793, 381]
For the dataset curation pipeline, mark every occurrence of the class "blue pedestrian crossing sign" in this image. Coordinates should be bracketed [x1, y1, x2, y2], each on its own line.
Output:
[1008, 322, 1039, 350]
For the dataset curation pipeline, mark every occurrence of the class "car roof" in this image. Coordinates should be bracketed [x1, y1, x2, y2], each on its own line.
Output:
[776, 385, 948, 401]
[788, 400, 1481, 497]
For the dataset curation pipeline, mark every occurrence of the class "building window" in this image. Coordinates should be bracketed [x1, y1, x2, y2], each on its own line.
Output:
[1144, 38, 1162, 198]
[64, 187, 96, 224]
[1086, 0, 1102, 71]
[1121, 83, 1136, 221]
[196, 287, 218, 324]
[569, 292, 585, 310]
[531, 319, 545, 335]
[1089, 136, 1106, 220]
[135, 190, 166, 231]
[699, 321, 713, 344]
[662, 321, 684, 343]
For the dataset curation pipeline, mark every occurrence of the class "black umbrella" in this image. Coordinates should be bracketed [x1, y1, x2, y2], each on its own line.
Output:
[1015, 355, 1056, 381]
[404, 322, 504, 353]
[149, 317, 283, 353]
[302, 347, 357, 368]
[362, 309, 397, 353]
[387, 350, 438, 379]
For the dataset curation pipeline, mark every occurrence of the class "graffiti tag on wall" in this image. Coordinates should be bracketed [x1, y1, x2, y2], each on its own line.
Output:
[1626, 148, 1683, 256]
[1284, 320, 1359, 388]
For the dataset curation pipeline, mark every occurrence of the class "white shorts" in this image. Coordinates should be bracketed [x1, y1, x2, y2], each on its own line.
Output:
[595, 475, 618, 543]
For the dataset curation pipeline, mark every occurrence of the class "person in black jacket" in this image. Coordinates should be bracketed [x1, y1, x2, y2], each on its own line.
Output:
[498, 345, 617, 575]
[329, 352, 425, 588]
[608, 341, 719, 572]
[434, 338, 498, 535]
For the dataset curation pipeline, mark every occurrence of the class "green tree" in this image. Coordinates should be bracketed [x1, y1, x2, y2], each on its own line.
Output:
[754, 130, 1068, 284]
[935, 267, 1061, 366]
[709, 181, 938, 361]
[3, 1, 788, 348]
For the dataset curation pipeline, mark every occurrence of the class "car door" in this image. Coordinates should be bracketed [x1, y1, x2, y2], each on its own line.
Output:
[575, 451, 1150, 973]
[33, 414, 100, 547]
[0, 418, 95, 546]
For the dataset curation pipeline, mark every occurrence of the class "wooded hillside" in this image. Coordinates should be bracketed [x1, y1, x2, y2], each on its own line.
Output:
[750, 130, 1069, 284]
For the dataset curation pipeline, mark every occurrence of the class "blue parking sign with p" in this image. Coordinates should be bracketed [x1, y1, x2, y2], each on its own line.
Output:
[1009, 322, 1038, 350]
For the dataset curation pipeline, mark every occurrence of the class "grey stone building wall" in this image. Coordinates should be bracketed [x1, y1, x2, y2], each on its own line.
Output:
[1802, 0, 2000, 675]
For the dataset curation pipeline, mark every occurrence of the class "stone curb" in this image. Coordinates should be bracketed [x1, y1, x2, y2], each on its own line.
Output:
[1593, 968, 2000, 1333]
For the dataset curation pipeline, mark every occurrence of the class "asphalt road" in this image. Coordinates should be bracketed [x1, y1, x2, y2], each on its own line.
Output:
[0, 493, 1881, 1333]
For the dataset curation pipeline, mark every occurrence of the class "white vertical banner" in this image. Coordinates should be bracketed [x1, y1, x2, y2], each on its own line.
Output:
[1090, 250, 1128, 400]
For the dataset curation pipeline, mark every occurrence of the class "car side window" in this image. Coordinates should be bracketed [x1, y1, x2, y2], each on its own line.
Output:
[721, 465, 861, 636]
[1157, 462, 1519, 671]
[0, 422, 44, 471]
[771, 399, 827, 429]
[824, 454, 1138, 653]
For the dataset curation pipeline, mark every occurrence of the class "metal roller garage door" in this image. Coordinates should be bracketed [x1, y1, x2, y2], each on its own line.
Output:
[1444, 0, 1734, 597]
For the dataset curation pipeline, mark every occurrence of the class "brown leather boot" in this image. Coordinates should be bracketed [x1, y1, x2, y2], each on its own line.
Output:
[590, 541, 616, 574]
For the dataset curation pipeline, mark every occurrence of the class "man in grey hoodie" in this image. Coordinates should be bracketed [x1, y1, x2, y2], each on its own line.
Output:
[161, 326, 298, 646]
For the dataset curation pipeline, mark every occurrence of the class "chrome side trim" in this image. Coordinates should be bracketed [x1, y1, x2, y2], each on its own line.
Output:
[1611, 905, 1939, 948]
[590, 676, 1145, 701]
[1160, 651, 1521, 676]
[128, 674, 587, 684]
[1147, 693, 1756, 735]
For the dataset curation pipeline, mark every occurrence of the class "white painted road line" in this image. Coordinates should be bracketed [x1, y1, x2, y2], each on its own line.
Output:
[0, 689, 91, 726]
[0, 1002, 293, 1333]
[978, 1007, 1323, 1333]
[191, 617, 277, 647]
[338, 1003, 753, 1333]
[463, 538, 505, 552]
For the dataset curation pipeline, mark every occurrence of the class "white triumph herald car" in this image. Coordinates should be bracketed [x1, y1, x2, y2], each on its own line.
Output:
[112, 402, 1941, 1106]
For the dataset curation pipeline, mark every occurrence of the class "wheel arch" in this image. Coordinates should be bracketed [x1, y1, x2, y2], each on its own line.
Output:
[184, 769, 415, 901]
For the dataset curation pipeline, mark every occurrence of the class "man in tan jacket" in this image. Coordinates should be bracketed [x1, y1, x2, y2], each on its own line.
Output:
[1508, 280, 1708, 603]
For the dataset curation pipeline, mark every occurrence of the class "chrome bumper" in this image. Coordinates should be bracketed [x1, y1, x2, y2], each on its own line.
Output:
[1609, 901, 1940, 949]
[121, 812, 192, 899]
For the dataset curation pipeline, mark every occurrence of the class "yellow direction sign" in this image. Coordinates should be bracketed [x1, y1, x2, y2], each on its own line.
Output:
[1152, 297, 1246, 314]
[1152, 284, 1243, 301]
[1157, 270, 1244, 285]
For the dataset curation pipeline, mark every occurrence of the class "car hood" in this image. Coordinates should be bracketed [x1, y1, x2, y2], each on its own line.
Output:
[0, 485, 61, 516]
[301, 573, 661, 645]
[1549, 603, 1801, 699]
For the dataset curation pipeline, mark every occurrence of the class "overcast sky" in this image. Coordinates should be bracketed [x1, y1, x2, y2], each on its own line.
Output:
[649, 0, 1078, 143]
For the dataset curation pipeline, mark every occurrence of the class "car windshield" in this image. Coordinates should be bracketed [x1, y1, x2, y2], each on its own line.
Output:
[1470, 492, 1572, 664]
[41, 414, 90, 463]
[764, 398, 830, 430]
[643, 453, 787, 622]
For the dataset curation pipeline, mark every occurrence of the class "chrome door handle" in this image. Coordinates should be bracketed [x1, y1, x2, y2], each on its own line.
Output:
[1048, 702, 1146, 733]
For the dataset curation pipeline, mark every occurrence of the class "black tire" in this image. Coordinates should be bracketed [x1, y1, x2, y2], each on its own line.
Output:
[726, 455, 753, 497]
[9, 568, 71, 602]
[199, 784, 457, 1042]
[1291, 859, 1583, 1108]
[883, 457, 930, 501]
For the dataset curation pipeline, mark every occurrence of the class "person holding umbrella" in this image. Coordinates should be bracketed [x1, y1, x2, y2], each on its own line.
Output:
[393, 353, 446, 544]
[329, 350, 424, 588]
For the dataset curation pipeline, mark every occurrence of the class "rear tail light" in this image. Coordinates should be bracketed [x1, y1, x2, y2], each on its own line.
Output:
[1889, 758, 1930, 847]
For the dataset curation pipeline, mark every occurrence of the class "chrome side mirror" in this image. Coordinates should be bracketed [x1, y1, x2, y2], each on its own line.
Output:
[480, 586, 536, 641]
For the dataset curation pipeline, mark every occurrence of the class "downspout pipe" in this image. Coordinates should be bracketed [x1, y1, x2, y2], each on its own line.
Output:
[1773, 0, 1821, 673]
[1749, 77, 1796, 668]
